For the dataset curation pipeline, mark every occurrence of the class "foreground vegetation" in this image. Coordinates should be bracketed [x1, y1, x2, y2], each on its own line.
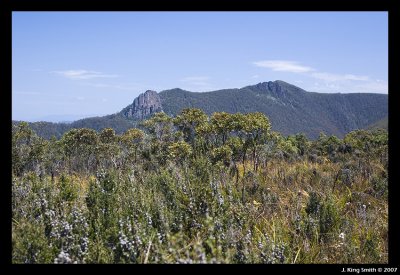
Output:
[12, 109, 388, 263]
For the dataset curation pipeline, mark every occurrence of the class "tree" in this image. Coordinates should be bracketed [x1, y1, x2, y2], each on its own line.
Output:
[142, 112, 174, 142]
[141, 113, 175, 166]
[277, 135, 299, 160]
[173, 108, 208, 145]
[234, 112, 271, 172]
[99, 128, 116, 144]
[98, 128, 120, 169]
[60, 128, 99, 173]
[120, 128, 144, 163]
[12, 122, 45, 176]
[315, 133, 342, 158]
[226, 136, 245, 185]
[193, 121, 214, 156]
[211, 145, 233, 167]
[167, 141, 192, 165]
[43, 136, 64, 182]
[255, 133, 277, 171]
[290, 133, 310, 156]
[210, 112, 235, 146]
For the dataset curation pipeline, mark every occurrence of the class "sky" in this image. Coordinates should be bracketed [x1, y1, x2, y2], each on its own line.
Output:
[12, 12, 388, 122]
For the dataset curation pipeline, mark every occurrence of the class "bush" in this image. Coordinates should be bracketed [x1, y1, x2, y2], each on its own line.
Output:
[370, 175, 388, 199]
[306, 192, 321, 217]
[59, 174, 78, 202]
[319, 199, 340, 242]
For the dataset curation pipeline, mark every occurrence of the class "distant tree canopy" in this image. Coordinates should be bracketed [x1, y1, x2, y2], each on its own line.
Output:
[12, 109, 387, 178]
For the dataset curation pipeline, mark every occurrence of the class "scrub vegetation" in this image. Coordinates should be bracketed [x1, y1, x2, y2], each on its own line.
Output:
[12, 109, 388, 263]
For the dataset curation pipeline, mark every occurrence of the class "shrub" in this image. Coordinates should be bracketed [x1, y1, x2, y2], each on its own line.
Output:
[59, 174, 78, 202]
[306, 192, 321, 217]
[370, 175, 388, 199]
[319, 199, 340, 242]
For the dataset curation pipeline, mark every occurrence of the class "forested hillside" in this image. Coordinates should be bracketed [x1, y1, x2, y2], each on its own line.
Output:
[12, 114, 138, 140]
[14, 81, 388, 140]
[159, 81, 388, 138]
[12, 109, 388, 263]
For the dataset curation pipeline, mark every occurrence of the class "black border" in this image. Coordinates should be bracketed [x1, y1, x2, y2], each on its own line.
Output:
[2, 0, 393, 12]
[2, 0, 398, 273]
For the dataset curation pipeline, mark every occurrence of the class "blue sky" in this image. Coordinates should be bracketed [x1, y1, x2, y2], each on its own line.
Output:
[12, 12, 388, 122]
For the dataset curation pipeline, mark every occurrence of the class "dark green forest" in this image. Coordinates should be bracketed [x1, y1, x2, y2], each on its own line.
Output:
[12, 109, 388, 263]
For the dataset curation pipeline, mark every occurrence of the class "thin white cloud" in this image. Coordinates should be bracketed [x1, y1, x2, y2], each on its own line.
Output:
[311, 72, 369, 82]
[253, 60, 314, 73]
[343, 74, 370, 81]
[53, 70, 119, 80]
[308, 79, 388, 94]
[253, 59, 385, 93]
[311, 72, 341, 82]
[254, 60, 370, 82]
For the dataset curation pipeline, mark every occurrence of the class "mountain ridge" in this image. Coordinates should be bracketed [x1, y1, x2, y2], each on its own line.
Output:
[13, 80, 388, 139]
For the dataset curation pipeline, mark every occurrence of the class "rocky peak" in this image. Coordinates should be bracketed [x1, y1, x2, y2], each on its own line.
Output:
[252, 80, 306, 98]
[122, 90, 163, 119]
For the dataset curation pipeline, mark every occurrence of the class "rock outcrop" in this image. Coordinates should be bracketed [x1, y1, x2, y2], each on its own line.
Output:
[122, 90, 163, 119]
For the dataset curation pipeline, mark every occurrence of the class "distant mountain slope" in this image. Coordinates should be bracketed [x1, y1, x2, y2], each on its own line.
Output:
[12, 121, 71, 140]
[158, 81, 388, 138]
[365, 116, 388, 130]
[13, 114, 137, 140]
[14, 80, 388, 139]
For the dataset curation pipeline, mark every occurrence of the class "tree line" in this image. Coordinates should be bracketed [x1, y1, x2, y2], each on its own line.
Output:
[13, 108, 388, 179]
